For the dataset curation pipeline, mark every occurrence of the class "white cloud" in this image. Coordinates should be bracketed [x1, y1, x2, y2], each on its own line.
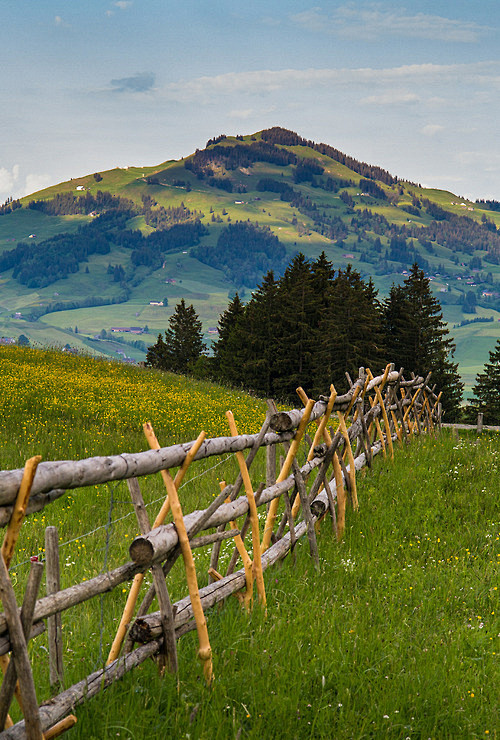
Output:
[114, 1, 132, 8]
[291, 5, 489, 43]
[229, 109, 256, 119]
[361, 91, 420, 105]
[160, 62, 500, 103]
[0, 165, 20, 199]
[421, 124, 445, 137]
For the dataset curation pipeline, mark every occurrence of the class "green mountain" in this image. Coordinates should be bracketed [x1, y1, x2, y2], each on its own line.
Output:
[1, 126, 500, 394]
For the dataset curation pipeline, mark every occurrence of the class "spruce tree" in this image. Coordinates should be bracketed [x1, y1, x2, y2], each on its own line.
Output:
[383, 263, 462, 420]
[240, 271, 280, 397]
[313, 265, 384, 394]
[272, 254, 317, 399]
[469, 339, 500, 423]
[146, 299, 206, 374]
[211, 293, 246, 386]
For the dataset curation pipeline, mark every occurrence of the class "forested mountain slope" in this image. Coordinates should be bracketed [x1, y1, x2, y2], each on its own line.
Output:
[1, 126, 499, 393]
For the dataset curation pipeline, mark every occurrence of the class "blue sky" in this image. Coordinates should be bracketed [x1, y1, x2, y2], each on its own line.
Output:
[2, 1, 500, 201]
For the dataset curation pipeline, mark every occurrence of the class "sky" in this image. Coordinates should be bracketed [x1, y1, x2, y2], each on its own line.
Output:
[2, 0, 500, 203]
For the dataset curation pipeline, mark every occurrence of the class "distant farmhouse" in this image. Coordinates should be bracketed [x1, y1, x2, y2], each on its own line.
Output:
[110, 327, 146, 334]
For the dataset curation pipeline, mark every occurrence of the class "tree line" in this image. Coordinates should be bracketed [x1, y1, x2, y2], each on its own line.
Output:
[147, 255, 463, 420]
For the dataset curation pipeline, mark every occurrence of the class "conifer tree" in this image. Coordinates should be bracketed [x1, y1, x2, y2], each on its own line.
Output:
[146, 299, 206, 374]
[239, 271, 280, 396]
[383, 263, 462, 419]
[313, 265, 384, 394]
[469, 339, 500, 423]
[273, 254, 318, 399]
[211, 293, 246, 386]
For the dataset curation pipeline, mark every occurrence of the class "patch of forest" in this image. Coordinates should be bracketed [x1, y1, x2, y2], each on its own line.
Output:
[191, 222, 289, 287]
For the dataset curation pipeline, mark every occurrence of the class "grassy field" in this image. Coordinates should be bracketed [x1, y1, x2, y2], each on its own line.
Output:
[0, 347, 498, 738]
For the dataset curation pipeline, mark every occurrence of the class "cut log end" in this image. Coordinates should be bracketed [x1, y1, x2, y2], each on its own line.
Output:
[129, 537, 155, 566]
[269, 412, 294, 432]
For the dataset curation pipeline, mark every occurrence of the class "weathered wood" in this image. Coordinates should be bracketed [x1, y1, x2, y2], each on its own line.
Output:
[226, 412, 266, 609]
[0, 431, 295, 507]
[477, 413, 484, 434]
[45, 527, 64, 689]
[0, 552, 43, 739]
[0, 624, 45, 658]
[0, 641, 162, 739]
[191, 530, 240, 550]
[129, 457, 324, 566]
[209, 411, 271, 582]
[127, 478, 178, 675]
[0, 562, 145, 645]
[291, 460, 319, 569]
[0, 491, 66, 529]
[225, 483, 264, 577]
[262, 399, 315, 552]
[0, 561, 44, 731]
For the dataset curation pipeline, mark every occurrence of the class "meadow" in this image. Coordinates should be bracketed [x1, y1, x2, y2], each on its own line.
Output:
[0, 346, 498, 739]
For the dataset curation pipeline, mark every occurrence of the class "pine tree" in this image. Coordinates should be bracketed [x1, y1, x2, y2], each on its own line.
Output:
[146, 300, 206, 374]
[383, 263, 462, 420]
[469, 339, 500, 424]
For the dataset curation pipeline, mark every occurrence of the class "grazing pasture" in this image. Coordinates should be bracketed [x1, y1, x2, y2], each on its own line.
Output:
[0, 347, 497, 738]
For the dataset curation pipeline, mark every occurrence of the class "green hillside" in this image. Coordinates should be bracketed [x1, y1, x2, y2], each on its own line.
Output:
[2, 126, 500, 395]
[0, 347, 497, 738]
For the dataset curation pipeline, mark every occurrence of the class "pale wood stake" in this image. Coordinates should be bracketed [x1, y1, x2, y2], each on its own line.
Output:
[145, 428, 214, 684]
[127, 477, 178, 675]
[226, 412, 266, 610]
[261, 399, 314, 553]
[106, 430, 205, 665]
[336, 412, 358, 510]
[221, 482, 253, 611]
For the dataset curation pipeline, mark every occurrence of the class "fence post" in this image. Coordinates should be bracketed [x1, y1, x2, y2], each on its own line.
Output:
[45, 526, 64, 689]
[477, 413, 484, 434]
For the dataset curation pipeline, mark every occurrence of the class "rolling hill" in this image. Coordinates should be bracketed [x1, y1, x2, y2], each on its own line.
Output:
[1, 126, 500, 395]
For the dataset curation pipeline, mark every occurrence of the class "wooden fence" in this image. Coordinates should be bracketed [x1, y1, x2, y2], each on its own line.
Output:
[0, 365, 442, 739]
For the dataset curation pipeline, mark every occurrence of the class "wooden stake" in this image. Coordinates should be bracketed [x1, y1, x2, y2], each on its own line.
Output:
[1, 456, 42, 569]
[261, 399, 314, 553]
[0, 455, 42, 728]
[45, 527, 64, 689]
[0, 552, 43, 739]
[127, 478, 178, 675]
[336, 412, 358, 510]
[226, 412, 266, 610]
[153, 455, 213, 683]
[106, 429, 205, 665]
[0, 560, 43, 731]
[221, 482, 253, 611]
[44, 715, 77, 739]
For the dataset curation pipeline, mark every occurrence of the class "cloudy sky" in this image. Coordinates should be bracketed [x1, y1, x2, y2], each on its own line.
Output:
[2, 1, 500, 202]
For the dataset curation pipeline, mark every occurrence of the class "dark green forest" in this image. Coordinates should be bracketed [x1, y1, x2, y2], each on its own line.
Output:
[148, 255, 463, 420]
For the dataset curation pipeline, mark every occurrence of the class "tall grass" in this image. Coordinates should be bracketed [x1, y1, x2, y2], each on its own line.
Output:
[0, 347, 498, 738]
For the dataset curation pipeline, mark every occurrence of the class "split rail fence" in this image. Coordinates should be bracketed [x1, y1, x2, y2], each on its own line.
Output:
[0, 364, 442, 739]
